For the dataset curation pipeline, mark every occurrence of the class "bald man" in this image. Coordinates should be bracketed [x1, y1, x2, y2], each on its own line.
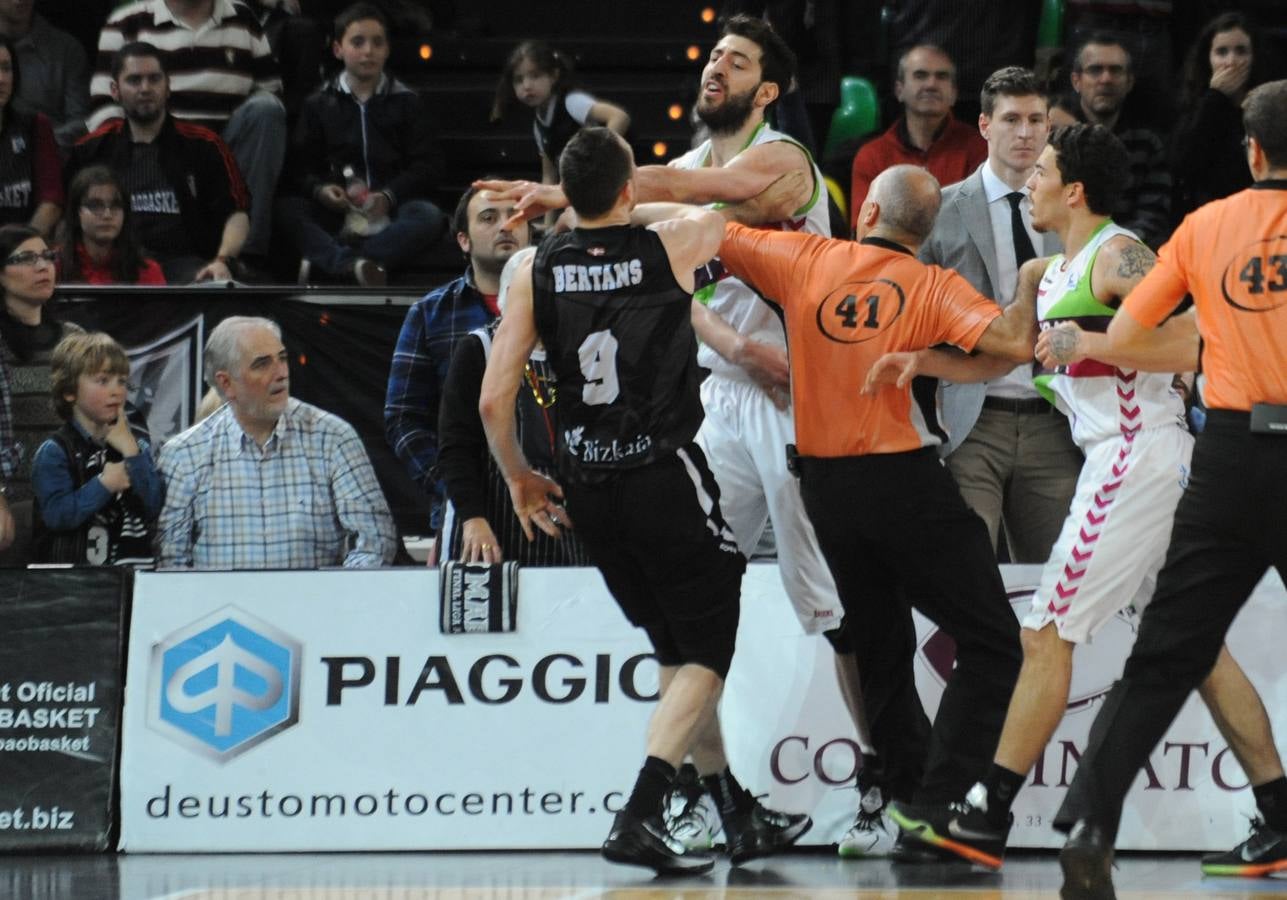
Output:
[713, 163, 1031, 810]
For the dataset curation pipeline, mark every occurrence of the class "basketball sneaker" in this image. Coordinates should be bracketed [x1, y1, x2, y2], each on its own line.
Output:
[721, 798, 813, 865]
[838, 784, 898, 858]
[1201, 817, 1287, 877]
[888, 783, 1011, 870]
[664, 765, 723, 850]
[601, 809, 716, 876]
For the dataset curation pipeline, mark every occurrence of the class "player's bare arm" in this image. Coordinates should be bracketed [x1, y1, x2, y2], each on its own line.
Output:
[972, 256, 1044, 363]
[479, 256, 571, 540]
[636, 140, 813, 211]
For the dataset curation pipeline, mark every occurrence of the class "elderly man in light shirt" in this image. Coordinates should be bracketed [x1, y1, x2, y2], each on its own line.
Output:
[156, 315, 396, 569]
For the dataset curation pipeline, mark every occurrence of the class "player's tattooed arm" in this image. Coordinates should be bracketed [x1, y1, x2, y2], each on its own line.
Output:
[1115, 242, 1157, 282]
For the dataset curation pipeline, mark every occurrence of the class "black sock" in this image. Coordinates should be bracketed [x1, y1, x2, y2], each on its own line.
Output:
[1254, 776, 1287, 831]
[624, 756, 676, 819]
[857, 754, 885, 799]
[701, 767, 754, 820]
[981, 764, 1025, 828]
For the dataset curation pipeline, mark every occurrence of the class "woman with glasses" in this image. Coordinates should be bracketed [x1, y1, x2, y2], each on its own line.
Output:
[0, 35, 63, 237]
[0, 223, 82, 565]
[55, 165, 165, 285]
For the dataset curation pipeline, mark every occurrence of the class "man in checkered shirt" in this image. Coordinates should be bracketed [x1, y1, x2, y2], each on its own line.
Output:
[155, 316, 396, 569]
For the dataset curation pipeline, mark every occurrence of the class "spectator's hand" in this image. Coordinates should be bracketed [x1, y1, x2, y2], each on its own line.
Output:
[99, 461, 131, 495]
[506, 469, 573, 541]
[194, 258, 233, 282]
[1036, 322, 1087, 368]
[364, 191, 392, 221]
[863, 351, 923, 393]
[317, 183, 348, 212]
[0, 496, 13, 553]
[732, 338, 790, 408]
[1210, 58, 1250, 99]
[104, 414, 140, 458]
[461, 517, 502, 564]
[473, 179, 568, 230]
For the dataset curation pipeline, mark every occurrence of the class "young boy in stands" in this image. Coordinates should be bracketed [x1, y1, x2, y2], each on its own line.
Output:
[276, 2, 446, 286]
[29, 332, 160, 565]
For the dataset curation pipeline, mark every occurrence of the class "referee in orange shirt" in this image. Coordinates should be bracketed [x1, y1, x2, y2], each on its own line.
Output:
[718, 163, 1033, 811]
[1056, 81, 1287, 898]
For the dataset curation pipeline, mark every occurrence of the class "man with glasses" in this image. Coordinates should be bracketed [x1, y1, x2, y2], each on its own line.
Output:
[67, 41, 250, 284]
[1067, 34, 1172, 249]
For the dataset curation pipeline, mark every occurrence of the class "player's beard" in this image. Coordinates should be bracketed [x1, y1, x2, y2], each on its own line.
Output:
[696, 85, 757, 135]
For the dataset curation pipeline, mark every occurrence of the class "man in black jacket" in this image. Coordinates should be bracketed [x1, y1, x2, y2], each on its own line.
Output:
[67, 41, 250, 284]
[275, 2, 445, 286]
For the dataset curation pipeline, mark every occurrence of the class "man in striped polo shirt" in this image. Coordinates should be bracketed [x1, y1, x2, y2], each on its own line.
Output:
[89, 0, 285, 262]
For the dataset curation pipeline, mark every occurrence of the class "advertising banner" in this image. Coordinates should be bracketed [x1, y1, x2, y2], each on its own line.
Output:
[0, 568, 129, 851]
[118, 566, 1287, 852]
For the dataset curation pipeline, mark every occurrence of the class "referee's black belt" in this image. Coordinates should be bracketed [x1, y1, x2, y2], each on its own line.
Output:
[982, 396, 1057, 415]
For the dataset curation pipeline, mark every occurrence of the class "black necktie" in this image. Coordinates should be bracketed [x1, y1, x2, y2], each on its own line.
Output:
[1006, 191, 1037, 267]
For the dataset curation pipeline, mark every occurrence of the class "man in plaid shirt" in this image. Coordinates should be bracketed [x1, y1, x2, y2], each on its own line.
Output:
[156, 316, 396, 569]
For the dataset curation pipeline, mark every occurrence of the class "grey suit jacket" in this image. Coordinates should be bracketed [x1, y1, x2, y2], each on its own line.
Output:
[918, 163, 1062, 455]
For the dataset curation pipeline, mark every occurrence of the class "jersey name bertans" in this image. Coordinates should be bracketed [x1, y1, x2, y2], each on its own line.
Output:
[553, 259, 643, 293]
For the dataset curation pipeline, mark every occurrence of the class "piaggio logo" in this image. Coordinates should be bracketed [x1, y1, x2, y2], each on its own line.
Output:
[148, 607, 301, 762]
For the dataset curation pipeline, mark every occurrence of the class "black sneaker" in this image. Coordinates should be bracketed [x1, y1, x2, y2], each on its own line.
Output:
[601, 809, 715, 876]
[888, 789, 1011, 870]
[722, 799, 812, 865]
[1059, 819, 1116, 900]
[1201, 817, 1287, 878]
[890, 832, 958, 863]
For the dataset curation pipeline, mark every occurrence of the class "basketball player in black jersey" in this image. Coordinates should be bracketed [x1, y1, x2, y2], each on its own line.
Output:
[480, 127, 811, 874]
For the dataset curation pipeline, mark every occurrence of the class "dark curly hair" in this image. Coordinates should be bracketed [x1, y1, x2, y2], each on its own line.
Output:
[1048, 123, 1130, 217]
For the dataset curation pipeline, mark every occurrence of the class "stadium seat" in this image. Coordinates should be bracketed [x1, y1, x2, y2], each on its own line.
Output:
[823, 76, 880, 161]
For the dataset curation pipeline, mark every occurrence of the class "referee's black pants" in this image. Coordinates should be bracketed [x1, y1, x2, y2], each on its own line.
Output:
[798, 448, 1022, 804]
[1055, 411, 1287, 840]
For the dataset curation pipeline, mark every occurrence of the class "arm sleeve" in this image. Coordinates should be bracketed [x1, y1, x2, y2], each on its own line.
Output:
[436, 336, 491, 522]
[31, 438, 112, 530]
[137, 258, 167, 285]
[31, 115, 65, 207]
[563, 91, 596, 124]
[328, 422, 397, 568]
[154, 445, 196, 568]
[124, 438, 164, 521]
[719, 222, 830, 311]
[929, 269, 1005, 351]
[204, 131, 251, 215]
[1169, 91, 1235, 181]
[383, 303, 441, 490]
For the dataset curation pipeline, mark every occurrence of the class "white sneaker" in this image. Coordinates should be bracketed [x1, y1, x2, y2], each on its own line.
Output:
[838, 785, 897, 858]
[664, 787, 723, 851]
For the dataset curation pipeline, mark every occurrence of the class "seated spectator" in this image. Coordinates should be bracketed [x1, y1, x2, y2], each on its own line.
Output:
[277, 2, 446, 287]
[492, 40, 629, 186]
[850, 44, 985, 229]
[385, 184, 529, 546]
[1171, 12, 1270, 216]
[437, 246, 590, 567]
[30, 331, 161, 565]
[0, 35, 62, 237]
[0, 224, 82, 566]
[1048, 92, 1080, 129]
[69, 42, 251, 284]
[90, 0, 286, 262]
[56, 165, 166, 285]
[0, 0, 90, 148]
[1067, 33, 1172, 248]
[156, 315, 397, 569]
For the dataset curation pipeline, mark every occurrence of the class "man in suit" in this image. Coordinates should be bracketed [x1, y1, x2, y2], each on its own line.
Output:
[919, 67, 1081, 562]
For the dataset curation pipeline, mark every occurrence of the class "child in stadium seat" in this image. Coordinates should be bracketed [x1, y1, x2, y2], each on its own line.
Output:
[276, 2, 447, 287]
[30, 331, 160, 566]
[55, 165, 165, 286]
[491, 40, 630, 187]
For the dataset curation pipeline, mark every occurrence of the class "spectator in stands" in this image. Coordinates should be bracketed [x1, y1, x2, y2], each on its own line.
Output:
[436, 245, 591, 567]
[90, 0, 286, 264]
[1067, 34, 1172, 248]
[0, 36, 62, 238]
[850, 44, 985, 229]
[491, 40, 630, 186]
[1171, 12, 1270, 217]
[0, 0, 91, 148]
[277, 2, 446, 287]
[0, 224, 80, 566]
[385, 184, 529, 550]
[56, 165, 166, 285]
[30, 331, 161, 565]
[70, 42, 251, 284]
[1048, 92, 1080, 130]
[156, 315, 397, 569]
[918, 67, 1080, 565]
[1063, 0, 1174, 124]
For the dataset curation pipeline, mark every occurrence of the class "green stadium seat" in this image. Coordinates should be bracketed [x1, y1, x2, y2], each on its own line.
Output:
[824, 76, 880, 161]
